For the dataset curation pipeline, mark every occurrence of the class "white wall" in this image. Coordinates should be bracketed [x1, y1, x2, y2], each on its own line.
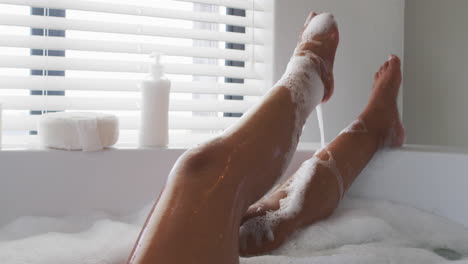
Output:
[273, 0, 405, 143]
[403, 0, 468, 147]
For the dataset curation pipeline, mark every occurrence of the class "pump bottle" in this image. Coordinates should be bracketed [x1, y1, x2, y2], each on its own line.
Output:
[139, 52, 171, 147]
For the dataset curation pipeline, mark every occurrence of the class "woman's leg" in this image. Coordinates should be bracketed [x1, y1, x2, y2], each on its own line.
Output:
[240, 55, 404, 255]
[127, 13, 339, 264]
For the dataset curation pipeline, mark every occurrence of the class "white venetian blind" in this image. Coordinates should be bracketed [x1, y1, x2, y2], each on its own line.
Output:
[0, 0, 268, 147]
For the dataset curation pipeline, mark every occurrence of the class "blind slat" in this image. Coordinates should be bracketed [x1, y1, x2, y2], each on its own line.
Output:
[3, 114, 238, 131]
[0, 76, 264, 96]
[0, 14, 264, 45]
[0, 96, 256, 112]
[0, 34, 264, 62]
[0, 55, 263, 79]
[0, 0, 264, 28]
[178, 0, 265, 11]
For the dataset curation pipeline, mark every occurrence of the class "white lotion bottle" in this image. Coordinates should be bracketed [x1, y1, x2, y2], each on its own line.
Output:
[139, 53, 171, 147]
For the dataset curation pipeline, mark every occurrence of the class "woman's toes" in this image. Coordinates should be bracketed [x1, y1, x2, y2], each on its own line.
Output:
[382, 61, 390, 70]
[363, 55, 405, 147]
[388, 54, 400, 65]
[386, 55, 401, 73]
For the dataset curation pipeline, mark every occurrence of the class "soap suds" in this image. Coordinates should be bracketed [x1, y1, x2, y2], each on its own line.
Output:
[227, 14, 336, 185]
[275, 51, 324, 172]
[315, 149, 345, 199]
[240, 157, 321, 246]
[301, 13, 336, 43]
[340, 119, 368, 135]
[1, 198, 467, 264]
[274, 13, 337, 168]
[240, 150, 345, 249]
[276, 51, 324, 124]
[269, 197, 468, 262]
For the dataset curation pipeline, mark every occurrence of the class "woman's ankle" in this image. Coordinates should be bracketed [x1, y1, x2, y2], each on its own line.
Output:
[359, 104, 404, 148]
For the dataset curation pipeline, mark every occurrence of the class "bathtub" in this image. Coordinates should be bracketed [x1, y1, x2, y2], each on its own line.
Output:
[1, 144, 467, 229]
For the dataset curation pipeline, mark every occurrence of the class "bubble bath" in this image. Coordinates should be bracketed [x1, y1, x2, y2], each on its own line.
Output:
[1, 197, 467, 264]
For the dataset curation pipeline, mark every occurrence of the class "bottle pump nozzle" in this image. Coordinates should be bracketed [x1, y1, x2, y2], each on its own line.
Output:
[149, 52, 164, 78]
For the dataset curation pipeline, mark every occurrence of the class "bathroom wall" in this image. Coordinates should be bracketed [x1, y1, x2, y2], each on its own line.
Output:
[273, 0, 405, 143]
[403, 0, 468, 147]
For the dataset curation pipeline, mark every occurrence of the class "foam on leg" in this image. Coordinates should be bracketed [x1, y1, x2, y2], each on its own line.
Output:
[271, 13, 337, 163]
[340, 119, 368, 135]
[240, 148, 345, 248]
[240, 157, 321, 246]
[301, 13, 337, 42]
[270, 51, 325, 177]
[276, 51, 325, 124]
[314, 149, 345, 199]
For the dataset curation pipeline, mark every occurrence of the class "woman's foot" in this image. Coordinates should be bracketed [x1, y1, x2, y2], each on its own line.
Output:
[239, 56, 405, 256]
[360, 54, 405, 147]
[239, 184, 298, 256]
[276, 12, 338, 121]
[295, 12, 339, 103]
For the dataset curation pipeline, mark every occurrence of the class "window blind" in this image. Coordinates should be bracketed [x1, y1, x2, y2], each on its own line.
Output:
[0, 0, 268, 147]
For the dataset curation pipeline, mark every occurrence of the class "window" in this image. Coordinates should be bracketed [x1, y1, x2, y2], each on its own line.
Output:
[0, 0, 269, 148]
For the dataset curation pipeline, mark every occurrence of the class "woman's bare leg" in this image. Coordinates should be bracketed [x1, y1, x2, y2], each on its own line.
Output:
[240, 55, 404, 256]
[127, 13, 339, 264]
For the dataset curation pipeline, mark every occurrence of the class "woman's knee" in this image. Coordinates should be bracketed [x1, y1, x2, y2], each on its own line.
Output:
[172, 137, 234, 180]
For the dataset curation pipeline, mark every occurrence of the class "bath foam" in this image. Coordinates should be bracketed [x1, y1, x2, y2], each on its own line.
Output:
[274, 52, 324, 171]
[0, 205, 152, 264]
[340, 119, 368, 135]
[222, 51, 323, 178]
[276, 52, 324, 125]
[226, 14, 336, 181]
[269, 197, 468, 262]
[240, 151, 344, 249]
[302, 13, 336, 43]
[273, 13, 336, 164]
[0, 197, 467, 263]
[315, 149, 344, 199]
[240, 157, 320, 249]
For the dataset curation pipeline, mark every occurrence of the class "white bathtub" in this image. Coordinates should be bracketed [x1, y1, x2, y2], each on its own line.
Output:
[1, 144, 467, 228]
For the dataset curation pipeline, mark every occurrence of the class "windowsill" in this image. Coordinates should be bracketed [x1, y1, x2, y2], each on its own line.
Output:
[3, 142, 468, 158]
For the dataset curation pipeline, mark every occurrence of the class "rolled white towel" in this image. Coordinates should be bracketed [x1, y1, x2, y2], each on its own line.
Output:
[38, 112, 119, 151]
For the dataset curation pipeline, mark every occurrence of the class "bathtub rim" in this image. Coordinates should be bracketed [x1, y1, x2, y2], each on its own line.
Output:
[0, 143, 467, 228]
